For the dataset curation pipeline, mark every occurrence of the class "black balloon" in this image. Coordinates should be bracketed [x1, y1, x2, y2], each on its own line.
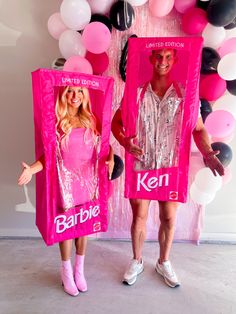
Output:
[90, 14, 112, 33]
[119, 34, 138, 82]
[207, 0, 236, 27]
[200, 98, 212, 123]
[211, 142, 233, 167]
[225, 16, 236, 30]
[111, 155, 124, 180]
[109, 1, 135, 31]
[52, 58, 66, 70]
[197, 0, 211, 11]
[201, 47, 220, 74]
[226, 79, 236, 96]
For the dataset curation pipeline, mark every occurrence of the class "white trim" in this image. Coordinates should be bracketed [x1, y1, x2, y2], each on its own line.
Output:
[0, 228, 40, 237]
[200, 232, 236, 243]
[1, 229, 236, 243]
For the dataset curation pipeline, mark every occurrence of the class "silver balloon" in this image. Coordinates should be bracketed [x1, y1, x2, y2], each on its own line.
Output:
[52, 57, 66, 70]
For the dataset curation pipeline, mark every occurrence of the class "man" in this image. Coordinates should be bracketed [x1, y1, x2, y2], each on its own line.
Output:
[112, 48, 224, 288]
[135, 49, 183, 171]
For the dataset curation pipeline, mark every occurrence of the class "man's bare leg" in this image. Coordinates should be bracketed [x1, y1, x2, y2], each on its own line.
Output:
[130, 198, 150, 261]
[123, 199, 150, 285]
[156, 201, 180, 288]
[158, 201, 179, 263]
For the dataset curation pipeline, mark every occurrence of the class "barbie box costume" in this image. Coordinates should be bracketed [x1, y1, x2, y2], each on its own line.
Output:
[122, 37, 203, 202]
[32, 69, 114, 245]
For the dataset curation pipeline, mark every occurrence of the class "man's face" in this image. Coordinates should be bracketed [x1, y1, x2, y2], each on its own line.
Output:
[150, 49, 176, 76]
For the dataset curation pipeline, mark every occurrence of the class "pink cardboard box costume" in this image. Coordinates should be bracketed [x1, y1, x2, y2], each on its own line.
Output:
[122, 37, 203, 202]
[31, 69, 114, 245]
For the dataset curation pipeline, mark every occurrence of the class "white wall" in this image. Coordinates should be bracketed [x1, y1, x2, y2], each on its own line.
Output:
[201, 143, 236, 242]
[0, 0, 235, 241]
[0, 0, 59, 236]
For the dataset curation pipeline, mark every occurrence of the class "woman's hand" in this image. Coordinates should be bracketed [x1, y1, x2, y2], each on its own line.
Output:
[106, 146, 115, 180]
[18, 162, 33, 185]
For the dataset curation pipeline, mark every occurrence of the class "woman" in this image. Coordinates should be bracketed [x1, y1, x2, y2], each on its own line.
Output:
[18, 86, 114, 296]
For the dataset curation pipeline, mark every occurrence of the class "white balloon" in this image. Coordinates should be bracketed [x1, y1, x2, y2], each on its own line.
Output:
[222, 167, 232, 185]
[202, 24, 226, 49]
[213, 94, 236, 119]
[59, 30, 86, 59]
[60, 0, 91, 30]
[225, 27, 236, 40]
[194, 167, 222, 193]
[127, 0, 148, 6]
[87, 0, 115, 14]
[217, 53, 236, 81]
[190, 182, 216, 205]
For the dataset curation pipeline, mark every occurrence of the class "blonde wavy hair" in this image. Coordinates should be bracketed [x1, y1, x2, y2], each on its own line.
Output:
[55, 86, 98, 147]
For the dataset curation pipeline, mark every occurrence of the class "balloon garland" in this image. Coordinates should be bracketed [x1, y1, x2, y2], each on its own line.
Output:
[47, 0, 236, 205]
[178, 0, 236, 205]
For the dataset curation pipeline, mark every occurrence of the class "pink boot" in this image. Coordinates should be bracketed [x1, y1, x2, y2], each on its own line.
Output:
[74, 254, 87, 292]
[61, 260, 79, 296]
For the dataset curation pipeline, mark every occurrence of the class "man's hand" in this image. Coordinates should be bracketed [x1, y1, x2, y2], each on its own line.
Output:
[122, 135, 143, 158]
[204, 151, 225, 176]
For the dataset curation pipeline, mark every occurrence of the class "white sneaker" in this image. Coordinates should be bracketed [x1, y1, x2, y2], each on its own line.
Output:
[155, 260, 180, 288]
[123, 259, 144, 285]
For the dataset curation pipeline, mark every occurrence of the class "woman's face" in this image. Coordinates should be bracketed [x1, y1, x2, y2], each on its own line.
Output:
[66, 87, 84, 109]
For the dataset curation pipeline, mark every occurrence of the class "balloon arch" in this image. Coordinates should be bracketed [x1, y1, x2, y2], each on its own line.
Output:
[47, 0, 236, 207]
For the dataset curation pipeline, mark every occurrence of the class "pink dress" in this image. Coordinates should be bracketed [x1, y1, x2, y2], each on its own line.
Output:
[56, 128, 99, 210]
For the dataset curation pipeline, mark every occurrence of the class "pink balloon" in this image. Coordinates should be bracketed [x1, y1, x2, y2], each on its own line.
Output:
[189, 155, 205, 180]
[175, 0, 196, 14]
[182, 8, 208, 35]
[218, 37, 236, 58]
[63, 55, 93, 74]
[47, 12, 67, 40]
[205, 110, 236, 138]
[82, 22, 111, 54]
[199, 74, 226, 101]
[85, 51, 109, 74]
[149, 0, 174, 17]
[212, 131, 235, 144]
